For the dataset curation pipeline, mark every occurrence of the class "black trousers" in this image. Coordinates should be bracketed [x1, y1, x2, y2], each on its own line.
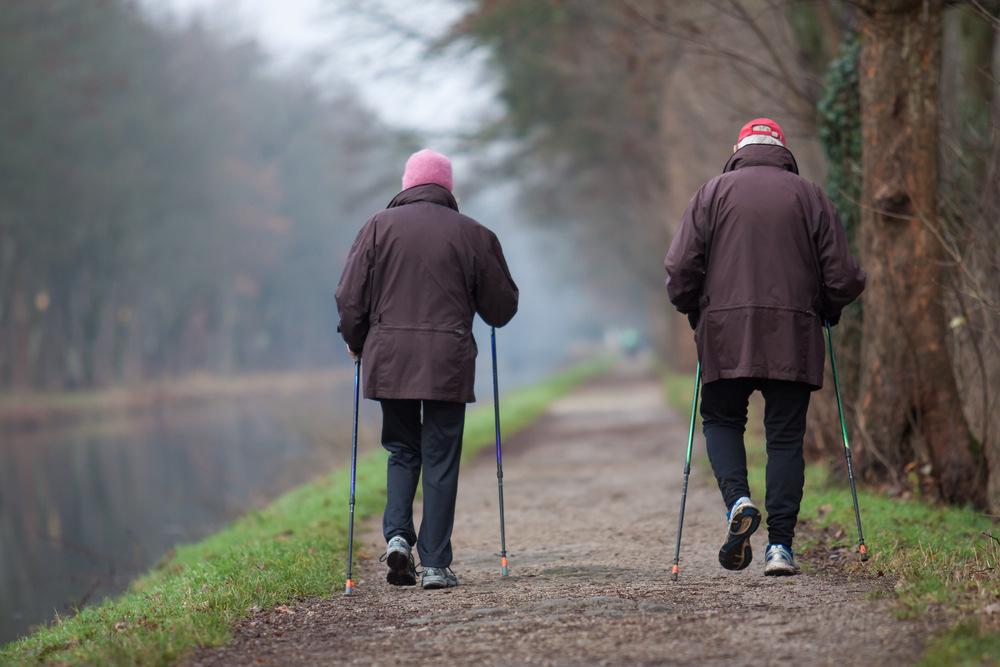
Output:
[699, 378, 811, 548]
[380, 398, 466, 568]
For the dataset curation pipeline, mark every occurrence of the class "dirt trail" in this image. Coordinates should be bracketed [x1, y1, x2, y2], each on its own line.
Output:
[189, 364, 930, 666]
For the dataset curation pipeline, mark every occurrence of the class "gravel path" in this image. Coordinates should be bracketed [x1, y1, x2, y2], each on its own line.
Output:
[188, 364, 931, 666]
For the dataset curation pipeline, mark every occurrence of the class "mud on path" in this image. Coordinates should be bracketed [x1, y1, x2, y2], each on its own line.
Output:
[189, 364, 932, 666]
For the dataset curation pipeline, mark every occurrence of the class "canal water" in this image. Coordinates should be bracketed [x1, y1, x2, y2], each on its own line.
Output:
[0, 332, 551, 644]
[0, 371, 377, 643]
[0, 320, 568, 643]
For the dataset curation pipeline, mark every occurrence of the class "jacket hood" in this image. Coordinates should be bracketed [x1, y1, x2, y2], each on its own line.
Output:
[723, 143, 799, 175]
[387, 183, 459, 211]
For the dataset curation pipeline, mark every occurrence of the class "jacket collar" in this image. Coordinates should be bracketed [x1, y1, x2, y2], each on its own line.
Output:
[387, 183, 459, 211]
[723, 143, 799, 175]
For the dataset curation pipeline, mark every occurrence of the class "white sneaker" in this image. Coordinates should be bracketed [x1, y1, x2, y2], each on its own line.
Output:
[763, 543, 801, 576]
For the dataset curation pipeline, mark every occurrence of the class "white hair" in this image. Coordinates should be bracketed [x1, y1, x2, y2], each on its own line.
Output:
[737, 134, 785, 150]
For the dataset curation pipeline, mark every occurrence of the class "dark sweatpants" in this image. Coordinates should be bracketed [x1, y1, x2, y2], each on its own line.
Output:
[380, 398, 465, 568]
[699, 378, 811, 548]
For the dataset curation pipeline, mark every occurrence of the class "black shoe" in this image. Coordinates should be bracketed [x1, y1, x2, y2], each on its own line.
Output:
[718, 496, 761, 571]
[383, 536, 417, 586]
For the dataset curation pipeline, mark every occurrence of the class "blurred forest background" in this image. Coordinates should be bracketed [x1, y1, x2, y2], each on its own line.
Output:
[0, 1, 411, 389]
[1, 0, 998, 514]
[448, 0, 1000, 513]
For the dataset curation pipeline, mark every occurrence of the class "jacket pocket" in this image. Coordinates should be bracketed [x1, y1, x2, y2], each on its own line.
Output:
[374, 323, 474, 396]
[707, 303, 815, 317]
[379, 324, 468, 336]
[702, 304, 818, 379]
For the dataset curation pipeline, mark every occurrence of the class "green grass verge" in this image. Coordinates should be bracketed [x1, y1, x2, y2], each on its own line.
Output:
[796, 465, 999, 667]
[921, 621, 1000, 667]
[663, 372, 1000, 666]
[1, 360, 609, 666]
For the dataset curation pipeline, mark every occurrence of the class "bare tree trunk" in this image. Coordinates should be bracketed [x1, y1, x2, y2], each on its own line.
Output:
[856, 0, 985, 506]
[982, 20, 1000, 511]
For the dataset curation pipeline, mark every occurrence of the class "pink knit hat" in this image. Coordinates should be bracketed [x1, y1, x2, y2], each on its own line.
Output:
[402, 149, 453, 192]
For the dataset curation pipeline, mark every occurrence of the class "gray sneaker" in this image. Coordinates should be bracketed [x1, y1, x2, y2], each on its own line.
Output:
[763, 543, 801, 576]
[421, 567, 459, 590]
[383, 536, 417, 586]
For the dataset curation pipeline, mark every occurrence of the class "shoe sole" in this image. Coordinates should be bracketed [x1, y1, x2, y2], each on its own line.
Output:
[718, 505, 761, 571]
[764, 563, 800, 577]
[385, 550, 417, 586]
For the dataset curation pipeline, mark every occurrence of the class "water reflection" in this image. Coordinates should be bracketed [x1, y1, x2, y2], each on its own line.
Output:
[0, 372, 377, 643]
[0, 341, 546, 643]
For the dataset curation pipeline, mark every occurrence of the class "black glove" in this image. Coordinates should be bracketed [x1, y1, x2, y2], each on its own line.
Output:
[687, 311, 700, 330]
[817, 291, 841, 327]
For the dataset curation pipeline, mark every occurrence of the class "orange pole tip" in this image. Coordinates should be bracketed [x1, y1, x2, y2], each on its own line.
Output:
[859, 544, 868, 554]
[345, 579, 355, 594]
[671, 565, 679, 575]
[501, 556, 508, 567]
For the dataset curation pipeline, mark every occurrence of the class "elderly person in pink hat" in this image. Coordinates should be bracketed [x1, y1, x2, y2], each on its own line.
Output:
[336, 149, 519, 590]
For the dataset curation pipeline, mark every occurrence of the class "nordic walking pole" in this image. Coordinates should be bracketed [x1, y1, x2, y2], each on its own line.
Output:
[825, 321, 869, 561]
[671, 361, 702, 581]
[491, 327, 509, 577]
[344, 357, 362, 594]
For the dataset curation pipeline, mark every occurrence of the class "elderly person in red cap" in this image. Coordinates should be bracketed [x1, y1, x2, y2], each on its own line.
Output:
[336, 149, 519, 589]
[664, 119, 865, 576]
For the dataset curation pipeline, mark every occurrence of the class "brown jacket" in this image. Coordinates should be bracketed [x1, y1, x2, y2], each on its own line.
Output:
[336, 184, 519, 402]
[664, 144, 866, 389]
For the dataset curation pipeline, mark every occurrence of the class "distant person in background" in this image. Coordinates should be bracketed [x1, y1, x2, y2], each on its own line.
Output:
[664, 119, 865, 576]
[619, 328, 642, 359]
[336, 149, 519, 590]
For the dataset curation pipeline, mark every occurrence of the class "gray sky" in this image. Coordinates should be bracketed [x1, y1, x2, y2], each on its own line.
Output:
[143, 0, 497, 140]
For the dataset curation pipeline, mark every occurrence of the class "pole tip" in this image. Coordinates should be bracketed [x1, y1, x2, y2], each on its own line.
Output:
[859, 544, 869, 561]
[345, 579, 355, 595]
[501, 556, 509, 577]
[671, 564, 679, 581]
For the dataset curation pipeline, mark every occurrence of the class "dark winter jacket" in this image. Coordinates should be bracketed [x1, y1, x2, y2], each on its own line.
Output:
[336, 184, 519, 402]
[664, 144, 866, 389]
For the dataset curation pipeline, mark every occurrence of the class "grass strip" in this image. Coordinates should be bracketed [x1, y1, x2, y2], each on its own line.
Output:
[663, 372, 999, 666]
[1, 359, 608, 666]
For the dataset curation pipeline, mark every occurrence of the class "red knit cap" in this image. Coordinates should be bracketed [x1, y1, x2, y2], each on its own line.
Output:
[736, 118, 786, 149]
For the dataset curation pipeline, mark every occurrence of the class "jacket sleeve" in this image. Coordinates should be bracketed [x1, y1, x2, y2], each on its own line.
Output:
[664, 185, 709, 314]
[335, 217, 376, 353]
[474, 229, 519, 327]
[815, 191, 866, 322]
